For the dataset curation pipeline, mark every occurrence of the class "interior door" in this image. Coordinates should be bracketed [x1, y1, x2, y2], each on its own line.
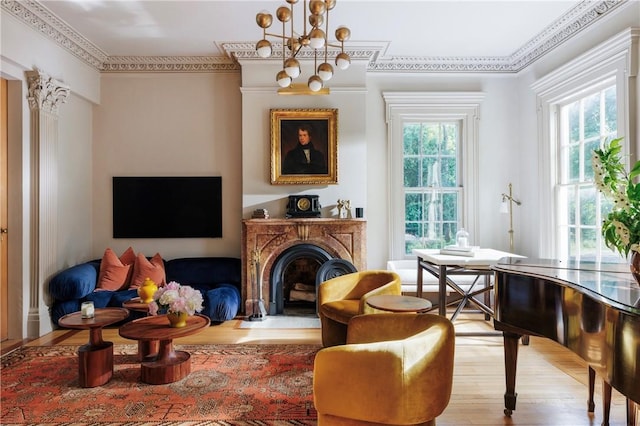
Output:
[1, 78, 8, 341]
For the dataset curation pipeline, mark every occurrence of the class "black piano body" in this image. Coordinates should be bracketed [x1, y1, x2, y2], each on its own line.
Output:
[492, 258, 640, 423]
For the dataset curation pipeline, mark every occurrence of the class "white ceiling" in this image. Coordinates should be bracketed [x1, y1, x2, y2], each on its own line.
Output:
[39, 0, 582, 59]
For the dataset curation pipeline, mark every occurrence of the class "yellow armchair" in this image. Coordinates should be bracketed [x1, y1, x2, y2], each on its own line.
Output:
[313, 313, 455, 426]
[318, 270, 402, 347]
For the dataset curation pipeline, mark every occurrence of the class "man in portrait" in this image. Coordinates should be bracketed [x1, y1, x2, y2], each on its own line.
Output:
[282, 122, 328, 175]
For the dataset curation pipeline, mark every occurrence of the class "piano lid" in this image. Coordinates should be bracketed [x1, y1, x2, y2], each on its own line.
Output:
[493, 257, 640, 313]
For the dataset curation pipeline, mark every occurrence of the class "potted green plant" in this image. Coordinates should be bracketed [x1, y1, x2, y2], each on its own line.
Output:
[592, 137, 640, 283]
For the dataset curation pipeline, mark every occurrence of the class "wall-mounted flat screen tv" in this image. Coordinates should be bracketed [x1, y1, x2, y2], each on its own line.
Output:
[113, 176, 222, 238]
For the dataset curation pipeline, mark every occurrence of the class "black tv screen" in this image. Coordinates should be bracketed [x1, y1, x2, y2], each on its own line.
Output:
[113, 176, 222, 238]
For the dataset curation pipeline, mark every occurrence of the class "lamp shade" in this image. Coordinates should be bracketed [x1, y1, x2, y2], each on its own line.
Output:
[255, 39, 272, 58]
[335, 52, 351, 70]
[309, 28, 326, 49]
[284, 58, 301, 78]
[308, 75, 323, 92]
[317, 62, 333, 81]
[500, 200, 509, 214]
[276, 70, 292, 87]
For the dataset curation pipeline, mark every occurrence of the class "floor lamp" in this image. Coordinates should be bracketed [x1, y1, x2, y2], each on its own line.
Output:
[500, 183, 522, 252]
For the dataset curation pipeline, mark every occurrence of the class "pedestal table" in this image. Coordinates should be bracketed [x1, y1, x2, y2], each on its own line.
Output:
[118, 314, 210, 384]
[58, 307, 129, 387]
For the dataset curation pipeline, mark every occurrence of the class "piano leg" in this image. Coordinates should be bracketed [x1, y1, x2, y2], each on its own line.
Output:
[588, 366, 596, 413]
[503, 331, 521, 416]
[627, 399, 637, 426]
[602, 380, 612, 426]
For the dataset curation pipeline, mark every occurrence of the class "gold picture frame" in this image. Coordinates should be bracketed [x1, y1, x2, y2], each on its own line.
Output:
[270, 108, 338, 185]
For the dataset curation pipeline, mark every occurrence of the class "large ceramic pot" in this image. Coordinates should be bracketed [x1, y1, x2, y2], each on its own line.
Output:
[630, 251, 640, 286]
[167, 311, 188, 328]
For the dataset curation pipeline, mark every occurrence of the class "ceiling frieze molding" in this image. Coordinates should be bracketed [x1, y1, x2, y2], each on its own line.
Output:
[1, 0, 107, 69]
[102, 56, 238, 73]
[221, 41, 379, 63]
[4, 0, 628, 74]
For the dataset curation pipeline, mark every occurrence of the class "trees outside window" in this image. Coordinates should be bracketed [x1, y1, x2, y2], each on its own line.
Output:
[403, 122, 462, 254]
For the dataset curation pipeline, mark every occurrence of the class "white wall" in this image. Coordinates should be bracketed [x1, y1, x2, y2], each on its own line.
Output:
[92, 72, 243, 260]
[1, 10, 101, 336]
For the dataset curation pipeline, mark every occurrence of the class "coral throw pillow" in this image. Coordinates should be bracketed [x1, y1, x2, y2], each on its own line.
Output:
[96, 247, 136, 291]
[129, 252, 165, 289]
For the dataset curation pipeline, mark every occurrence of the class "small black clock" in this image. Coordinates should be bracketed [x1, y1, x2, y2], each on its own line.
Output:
[286, 195, 321, 218]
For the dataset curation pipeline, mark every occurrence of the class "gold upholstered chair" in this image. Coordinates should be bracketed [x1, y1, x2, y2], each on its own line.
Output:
[313, 313, 455, 426]
[317, 270, 402, 347]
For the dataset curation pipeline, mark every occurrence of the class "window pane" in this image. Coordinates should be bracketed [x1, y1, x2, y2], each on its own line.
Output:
[441, 157, 457, 187]
[422, 124, 439, 155]
[404, 158, 419, 187]
[442, 123, 457, 155]
[442, 192, 458, 221]
[580, 187, 596, 226]
[403, 124, 420, 155]
[422, 158, 438, 186]
[583, 93, 601, 139]
[580, 228, 597, 257]
[604, 87, 616, 133]
[584, 139, 599, 179]
[568, 102, 580, 142]
[568, 227, 577, 258]
[569, 144, 580, 182]
[405, 193, 422, 221]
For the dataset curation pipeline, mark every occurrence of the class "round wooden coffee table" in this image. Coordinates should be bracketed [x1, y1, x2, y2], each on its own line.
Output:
[58, 307, 129, 387]
[366, 294, 433, 313]
[118, 314, 210, 385]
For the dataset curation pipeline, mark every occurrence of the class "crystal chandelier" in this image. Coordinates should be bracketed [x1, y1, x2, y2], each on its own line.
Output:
[255, 0, 351, 92]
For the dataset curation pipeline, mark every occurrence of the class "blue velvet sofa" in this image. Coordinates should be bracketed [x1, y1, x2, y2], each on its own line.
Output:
[49, 257, 242, 327]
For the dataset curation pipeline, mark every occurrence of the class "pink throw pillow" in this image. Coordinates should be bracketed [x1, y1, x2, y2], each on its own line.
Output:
[96, 247, 136, 291]
[129, 252, 165, 289]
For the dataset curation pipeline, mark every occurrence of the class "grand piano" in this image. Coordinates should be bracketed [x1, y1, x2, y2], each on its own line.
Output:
[492, 257, 639, 425]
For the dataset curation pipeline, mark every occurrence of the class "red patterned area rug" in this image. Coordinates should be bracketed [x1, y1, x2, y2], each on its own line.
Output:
[1, 344, 320, 425]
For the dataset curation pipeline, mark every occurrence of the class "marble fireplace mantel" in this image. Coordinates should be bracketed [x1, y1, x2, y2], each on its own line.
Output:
[241, 218, 367, 316]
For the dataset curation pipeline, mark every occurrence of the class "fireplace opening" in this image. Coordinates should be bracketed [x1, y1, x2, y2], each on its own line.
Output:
[269, 244, 333, 316]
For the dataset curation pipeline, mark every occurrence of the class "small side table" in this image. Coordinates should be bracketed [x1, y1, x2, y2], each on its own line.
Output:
[58, 307, 129, 387]
[366, 294, 432, 313]
[118, 314, 210, 385]
[122, 297, 159, 360]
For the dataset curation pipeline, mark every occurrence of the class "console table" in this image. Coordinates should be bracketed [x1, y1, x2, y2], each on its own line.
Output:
[413, 248, 522, 320]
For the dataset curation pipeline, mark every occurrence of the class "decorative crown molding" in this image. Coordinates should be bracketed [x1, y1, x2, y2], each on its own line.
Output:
[102, 56, 238, 73]
[1, 0, 107, 69]
[1, 0, 628, 74]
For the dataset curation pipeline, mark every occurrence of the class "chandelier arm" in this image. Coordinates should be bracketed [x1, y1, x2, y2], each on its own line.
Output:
[324, 2, 329, 62]
[264, 32, 288, 40]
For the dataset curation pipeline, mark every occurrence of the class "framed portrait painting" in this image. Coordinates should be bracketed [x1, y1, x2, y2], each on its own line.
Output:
[270, 108, 338, 185]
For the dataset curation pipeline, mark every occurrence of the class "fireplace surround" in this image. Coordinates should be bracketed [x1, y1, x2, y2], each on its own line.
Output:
[241, 218, 366, 316]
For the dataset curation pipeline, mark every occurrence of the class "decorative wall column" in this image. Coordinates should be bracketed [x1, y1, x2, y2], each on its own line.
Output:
[26, 68, 69, 337]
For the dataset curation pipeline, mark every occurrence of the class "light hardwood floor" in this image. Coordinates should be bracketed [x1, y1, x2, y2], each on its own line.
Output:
[2, 314, 634, 425]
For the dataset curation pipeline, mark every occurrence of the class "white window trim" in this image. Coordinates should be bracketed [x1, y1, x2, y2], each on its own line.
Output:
[532, 27, 638, 259]
[382, 92, 484, 260]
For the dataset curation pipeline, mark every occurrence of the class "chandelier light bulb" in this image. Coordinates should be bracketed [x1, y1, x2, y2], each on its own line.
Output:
[255, 39, 272, 58]
[276, 70, 292, 88]
[284, 58, 301, 78]
[317, 62, 334, 81]
[335, 52, 351, 70]
[308, 75, 323, 92]
[309, 28, 326, 50]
